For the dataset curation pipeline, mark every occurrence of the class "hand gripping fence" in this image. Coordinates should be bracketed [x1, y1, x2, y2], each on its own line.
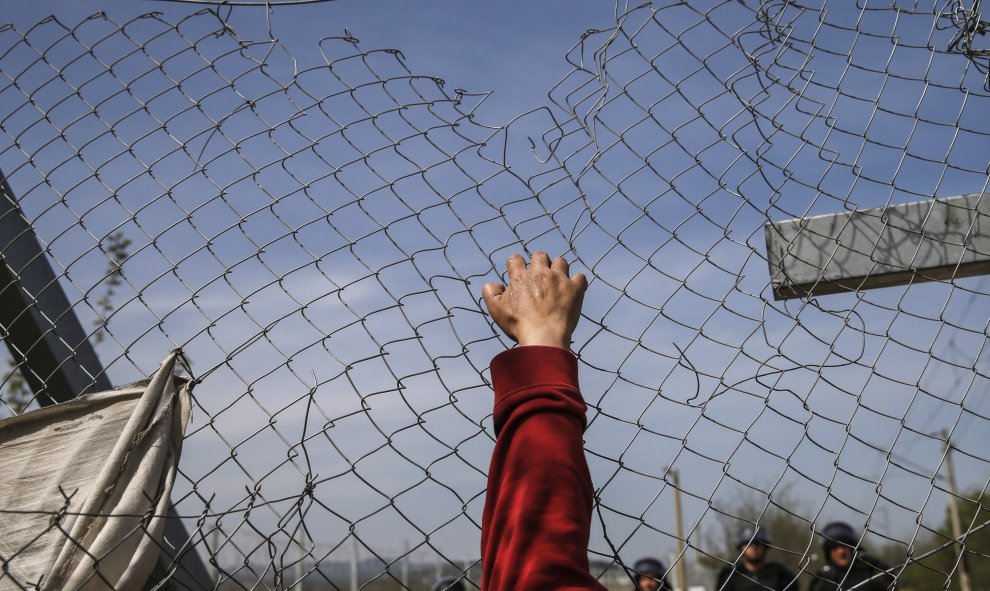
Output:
[1, 1, 988, 590]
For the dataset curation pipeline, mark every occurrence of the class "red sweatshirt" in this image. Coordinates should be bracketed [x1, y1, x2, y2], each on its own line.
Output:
[481, 346, 608, 591]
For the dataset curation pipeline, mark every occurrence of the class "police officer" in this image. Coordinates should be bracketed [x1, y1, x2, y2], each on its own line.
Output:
[716, 526, 795, 590]
[632, 557, 674, 591]
[809, 522, 896, 590]
[432, 575, 466, 591]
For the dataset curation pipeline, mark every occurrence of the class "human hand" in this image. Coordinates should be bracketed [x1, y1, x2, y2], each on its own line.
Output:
[482, 252, 588, 350]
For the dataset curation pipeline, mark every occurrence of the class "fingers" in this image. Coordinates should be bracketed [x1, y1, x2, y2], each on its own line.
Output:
[506, 254, 526, 281]
[530, 251, 551, 269]
[482, 282, 505, 308]
[571, 272, 588, 291]
[504, 252, 584, 286]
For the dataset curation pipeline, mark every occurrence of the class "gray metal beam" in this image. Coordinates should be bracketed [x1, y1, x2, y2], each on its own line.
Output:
[0, 171, 212, 590]
[765, 193, 990, 300]
[0, 174, 111, 402]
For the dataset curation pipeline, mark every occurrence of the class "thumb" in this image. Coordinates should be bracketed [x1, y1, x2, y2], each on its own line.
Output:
[482, 283, 505, 310]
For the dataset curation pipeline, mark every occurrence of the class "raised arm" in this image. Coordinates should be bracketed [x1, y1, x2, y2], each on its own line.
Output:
[480, 252, 605, 591]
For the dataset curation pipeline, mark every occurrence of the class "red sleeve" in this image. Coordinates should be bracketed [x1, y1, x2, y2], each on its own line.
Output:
[481, 346, 607, 591]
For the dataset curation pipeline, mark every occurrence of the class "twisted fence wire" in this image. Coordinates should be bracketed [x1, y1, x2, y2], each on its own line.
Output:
[0, 1, 988, 590]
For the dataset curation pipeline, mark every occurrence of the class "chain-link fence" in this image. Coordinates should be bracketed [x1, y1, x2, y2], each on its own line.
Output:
[1, 1, 989, 589]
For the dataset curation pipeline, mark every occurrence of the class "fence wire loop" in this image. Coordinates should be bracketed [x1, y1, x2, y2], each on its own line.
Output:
[1, 1, 989, 590]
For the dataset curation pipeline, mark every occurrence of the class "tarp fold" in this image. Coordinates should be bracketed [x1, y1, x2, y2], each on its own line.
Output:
[0, 350, 192, 591]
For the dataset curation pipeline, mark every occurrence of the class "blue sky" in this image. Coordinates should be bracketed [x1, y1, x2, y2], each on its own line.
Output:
[2, 0, 990, 587]
[7, 0, 617, 122]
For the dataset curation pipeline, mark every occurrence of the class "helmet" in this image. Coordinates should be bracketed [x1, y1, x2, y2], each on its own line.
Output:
[632, 557, 666, 577]
[821, 521, 858, 552]
[736, 525, 772, 548]
[432, 576, 466, 591]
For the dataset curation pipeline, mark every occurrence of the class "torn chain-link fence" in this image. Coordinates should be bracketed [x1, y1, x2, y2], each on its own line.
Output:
[1, 1, 989, 590]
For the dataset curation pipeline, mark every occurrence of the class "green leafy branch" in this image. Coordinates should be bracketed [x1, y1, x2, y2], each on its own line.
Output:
[1, 358, 32, 415]
[93, 231, 131, 344]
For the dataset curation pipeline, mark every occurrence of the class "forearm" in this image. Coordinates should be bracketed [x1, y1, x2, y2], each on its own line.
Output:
[481, 346, 605, 591]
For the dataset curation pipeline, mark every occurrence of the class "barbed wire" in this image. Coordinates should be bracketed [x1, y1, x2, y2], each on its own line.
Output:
[1, 1, 988, 589]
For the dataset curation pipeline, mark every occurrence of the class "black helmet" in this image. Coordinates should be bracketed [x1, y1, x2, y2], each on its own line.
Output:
[736, 525, 772, 548]
[432, 576, 466, 591]
[633, 557, 666, 577]
[821, 521, 858, 552]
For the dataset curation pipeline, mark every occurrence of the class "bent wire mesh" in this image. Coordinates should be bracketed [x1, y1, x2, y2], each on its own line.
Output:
[1, 1, 989, 590]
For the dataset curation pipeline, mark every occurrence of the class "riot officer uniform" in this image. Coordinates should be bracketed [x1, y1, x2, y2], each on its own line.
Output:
[716, 526, 796, 591]
[808, 522, 896, 591]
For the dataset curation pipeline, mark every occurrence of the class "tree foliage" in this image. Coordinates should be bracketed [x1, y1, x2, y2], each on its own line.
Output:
[700, 485, 990, 591]
[93, 230, 131, 344]
[1, 231, 130, 415]
[0, 357, 33, 416]
[700, 485, 819, 588]
[877, 489, 990, 591]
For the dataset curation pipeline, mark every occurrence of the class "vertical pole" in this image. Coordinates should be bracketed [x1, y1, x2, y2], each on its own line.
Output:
[671, 468, 687, 591]
[401, 540, 410, 589]
[943, 430, 973, 591]
[293, 535, 303, 591]
[350, 536, 359, 591]
[212, 528, 222, 583]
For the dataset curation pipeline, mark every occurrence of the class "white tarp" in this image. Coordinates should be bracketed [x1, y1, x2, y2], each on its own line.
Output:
[0, 351, 191, 591]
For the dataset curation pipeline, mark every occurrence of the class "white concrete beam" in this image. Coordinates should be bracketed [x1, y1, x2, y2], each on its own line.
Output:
[765, 193, 990, 300]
